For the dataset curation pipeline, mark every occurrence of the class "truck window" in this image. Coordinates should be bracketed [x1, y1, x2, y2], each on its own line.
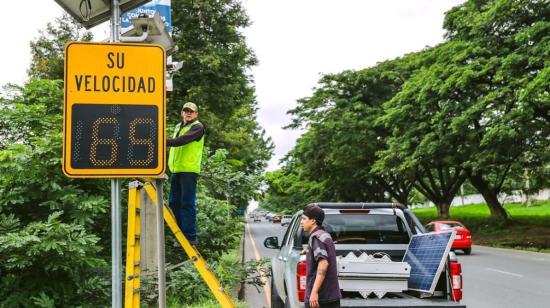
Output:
[323, 214, 410, 244]
[281, 216, 298, 246]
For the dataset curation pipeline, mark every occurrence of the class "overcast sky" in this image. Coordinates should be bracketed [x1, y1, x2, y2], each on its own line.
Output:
[1, 0, 464, 171]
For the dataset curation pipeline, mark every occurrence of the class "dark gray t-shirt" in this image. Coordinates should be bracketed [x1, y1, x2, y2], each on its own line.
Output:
[305, 227, 341, 304]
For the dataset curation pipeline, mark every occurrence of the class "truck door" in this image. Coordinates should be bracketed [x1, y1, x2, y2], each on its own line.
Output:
[274, 215, 300, 300]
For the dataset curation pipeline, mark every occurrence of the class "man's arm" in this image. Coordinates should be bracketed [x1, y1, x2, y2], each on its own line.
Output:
[167, 123, 204, 147]
[309, 258, 329, 308]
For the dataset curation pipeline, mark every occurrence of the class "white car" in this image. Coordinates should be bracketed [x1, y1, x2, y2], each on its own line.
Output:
[280, 215, 292, 226]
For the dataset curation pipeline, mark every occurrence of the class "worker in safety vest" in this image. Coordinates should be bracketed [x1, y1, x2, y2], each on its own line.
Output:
[167, 102, 205, 246]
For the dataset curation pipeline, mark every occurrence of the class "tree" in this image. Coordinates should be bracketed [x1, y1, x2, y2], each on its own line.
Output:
[378, 0, 548, 220]
[168, 0, 273, 194]
[1, 2, 273, 303]
[442, 0, 548, 218]
[260, 164, 323, 214]
[281, 56, 423, 207]
[28, 13, 93, 80]
[0, 79, 111, 306]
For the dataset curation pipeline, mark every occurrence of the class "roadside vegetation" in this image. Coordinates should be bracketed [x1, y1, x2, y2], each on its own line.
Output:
[414, 200, 550, 253]
[261, 0, 549, 225]
[0, 0, 272, 306]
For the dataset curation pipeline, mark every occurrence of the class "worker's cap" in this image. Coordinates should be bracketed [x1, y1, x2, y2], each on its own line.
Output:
[182, 102, 198, 112]
[302, 204, 325, 225]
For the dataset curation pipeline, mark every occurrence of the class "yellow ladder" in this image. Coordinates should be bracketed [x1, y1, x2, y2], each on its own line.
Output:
[125, 181, 236, 308]
[125, 181, 141, 308]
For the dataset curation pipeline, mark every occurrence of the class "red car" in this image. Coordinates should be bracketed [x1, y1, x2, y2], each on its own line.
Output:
[425, 220, 472, 255]
[272, 215, 281, 223]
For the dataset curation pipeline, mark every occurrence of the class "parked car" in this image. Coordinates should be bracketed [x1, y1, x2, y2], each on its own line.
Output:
[265, 203, 464, 308]
[253, 214, 261, 222]
[425, 220, 472, 255]
[265, 212, 274, 221]
[280, 215, 293, 226]
[272, 215, 281, 223]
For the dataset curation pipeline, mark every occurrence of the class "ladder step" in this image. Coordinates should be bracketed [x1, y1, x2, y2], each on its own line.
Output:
[127, 274, 140, 280]
[135, 234, 140, 239]
[134, 260, 140, 266]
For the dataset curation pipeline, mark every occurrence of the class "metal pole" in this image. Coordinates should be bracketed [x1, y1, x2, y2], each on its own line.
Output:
[155, 179, 166, 308]
[111, 179, 122, 308]
[111, 0, 121, 43]
[111, 1, 122, 308]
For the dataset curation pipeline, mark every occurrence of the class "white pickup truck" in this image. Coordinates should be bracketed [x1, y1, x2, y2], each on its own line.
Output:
[264, 203, 466, 308]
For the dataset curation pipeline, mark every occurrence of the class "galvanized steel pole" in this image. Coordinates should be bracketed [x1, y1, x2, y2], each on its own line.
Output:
[111, 179, 122, 308]
[155, 179, 167, 308]
[111, 0, 121, 42]
[111, 1, 122, 308]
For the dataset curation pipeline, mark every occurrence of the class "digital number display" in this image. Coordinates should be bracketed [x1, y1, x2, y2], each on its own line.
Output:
[70, 104, 158, 169]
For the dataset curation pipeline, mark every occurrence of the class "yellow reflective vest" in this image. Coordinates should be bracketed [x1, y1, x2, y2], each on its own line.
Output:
[168, 120, 204, 174]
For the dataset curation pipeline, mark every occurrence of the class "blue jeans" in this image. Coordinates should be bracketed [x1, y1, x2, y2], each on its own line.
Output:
[168, 172, 198, 241]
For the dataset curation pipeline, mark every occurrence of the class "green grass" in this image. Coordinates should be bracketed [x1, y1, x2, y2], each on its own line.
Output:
[413, 200, 550, 253]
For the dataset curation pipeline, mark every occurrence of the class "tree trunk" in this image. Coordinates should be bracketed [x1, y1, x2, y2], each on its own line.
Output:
[468, 172, 509, 221]
[437, 202, 451, 219]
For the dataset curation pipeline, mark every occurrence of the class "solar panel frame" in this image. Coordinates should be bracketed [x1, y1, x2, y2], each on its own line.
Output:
[402, 230, 456, 294]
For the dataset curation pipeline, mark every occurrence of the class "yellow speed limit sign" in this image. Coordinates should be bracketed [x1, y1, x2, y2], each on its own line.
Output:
[63, 42, 166, 178]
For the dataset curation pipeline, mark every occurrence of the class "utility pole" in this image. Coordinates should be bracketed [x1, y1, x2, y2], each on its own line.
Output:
[110, 1, 122, 307]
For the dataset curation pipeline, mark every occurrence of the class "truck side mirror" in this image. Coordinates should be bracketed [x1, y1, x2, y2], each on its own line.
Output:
[264, 236, 279, 249]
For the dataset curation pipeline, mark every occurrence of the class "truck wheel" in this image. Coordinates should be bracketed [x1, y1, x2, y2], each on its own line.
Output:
[271, 276, 284, 308]
[463, 248, 472, 255]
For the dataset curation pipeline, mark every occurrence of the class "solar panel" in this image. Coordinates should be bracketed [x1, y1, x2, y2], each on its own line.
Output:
[402, 230, 456, 294]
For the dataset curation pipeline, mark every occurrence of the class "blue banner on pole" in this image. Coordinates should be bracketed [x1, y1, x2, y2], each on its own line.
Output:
[121, 0, 171, 34]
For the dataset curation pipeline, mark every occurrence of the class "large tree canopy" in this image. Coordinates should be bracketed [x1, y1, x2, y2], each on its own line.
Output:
[262, 0, 548, 220]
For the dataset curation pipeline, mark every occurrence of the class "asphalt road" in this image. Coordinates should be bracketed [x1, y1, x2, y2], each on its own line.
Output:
[244, 218, 286, 308]
[459, 245, 550, 308]
[243, 219, 550, 308]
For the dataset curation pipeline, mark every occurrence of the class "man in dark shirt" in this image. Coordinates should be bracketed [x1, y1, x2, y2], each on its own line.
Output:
[301, 204, 341, 308]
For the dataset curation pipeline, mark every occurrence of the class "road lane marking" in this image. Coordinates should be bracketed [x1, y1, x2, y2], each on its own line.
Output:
[486, 267, 524, 278]
[246, 223, 271, 306]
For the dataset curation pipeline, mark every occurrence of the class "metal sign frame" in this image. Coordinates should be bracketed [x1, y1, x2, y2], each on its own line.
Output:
[54, 0, 150, 29]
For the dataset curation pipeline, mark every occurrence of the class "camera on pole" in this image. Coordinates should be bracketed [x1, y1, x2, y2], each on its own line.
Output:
[121, 11, 177, 56]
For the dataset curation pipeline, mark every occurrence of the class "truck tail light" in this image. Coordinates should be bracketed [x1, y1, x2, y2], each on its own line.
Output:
[450, 261, 462, 302]
[297, 261, 307, 302]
